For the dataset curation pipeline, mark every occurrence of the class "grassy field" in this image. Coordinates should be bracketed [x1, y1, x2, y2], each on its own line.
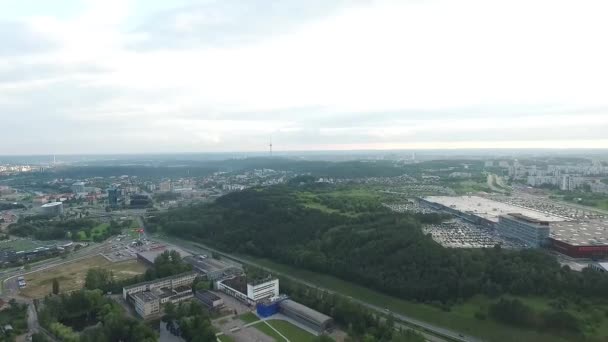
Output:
[252, 321, 284, 341]
[238, 312, 260, 324]
[239, 255, 599, 342]
[90, 223, 109, 239]
[0, 239, 54, 252]
[267, 320, 315, 342]
[217, 335, 234, 342]
[20, 255, 148, 298]
[297, 187, 389, 217]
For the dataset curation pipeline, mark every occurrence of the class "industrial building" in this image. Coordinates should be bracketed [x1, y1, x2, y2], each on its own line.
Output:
[496, 214, 551, 247]
[420, 196, 564, 226]
[40, 202, 63, 216]
[184, 255, 242, 280]
[195, 290, 224, 310]
[549, 220, 608, 259]
[136, 247, 192, 267]
[589, 262, 608, 272]
[279, 299, 333, 333]
[216, 275, 279, 305]
[419, 196, 608, 258]
[123, 272, 197, 319]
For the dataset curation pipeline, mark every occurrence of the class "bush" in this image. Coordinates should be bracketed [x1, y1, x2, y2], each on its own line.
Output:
[474, 311, 487, 320]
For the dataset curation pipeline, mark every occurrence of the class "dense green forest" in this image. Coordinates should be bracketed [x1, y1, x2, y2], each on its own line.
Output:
[38, 289, 157, 341]
[8, 218, 124, 241]
[150, 184, 608, 306]
[0, 202, 26, 211]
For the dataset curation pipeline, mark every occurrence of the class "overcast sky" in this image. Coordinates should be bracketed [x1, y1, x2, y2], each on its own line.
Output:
[1, 0, 608, 155]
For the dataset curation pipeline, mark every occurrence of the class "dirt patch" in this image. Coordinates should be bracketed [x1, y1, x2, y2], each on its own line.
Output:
[20, 255, 148, 298]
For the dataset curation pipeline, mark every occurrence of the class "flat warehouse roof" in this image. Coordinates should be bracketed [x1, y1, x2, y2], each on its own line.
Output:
[423, 196, 565, 223]
[280, 299, 332, 325]
[551, 220, 608, 246]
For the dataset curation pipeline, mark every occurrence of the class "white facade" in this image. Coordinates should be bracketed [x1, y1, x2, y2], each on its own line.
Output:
[123, 272, 197, 300]
[247, 278, 279, 301]
[133, 292, 160, 318]
[216, 277, 279, 304]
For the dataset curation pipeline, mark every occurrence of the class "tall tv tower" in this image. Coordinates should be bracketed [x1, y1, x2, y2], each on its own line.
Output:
[269, 136, 273, 157]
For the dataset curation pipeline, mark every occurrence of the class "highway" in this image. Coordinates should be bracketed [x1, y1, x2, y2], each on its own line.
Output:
[157, 235, 481, 342]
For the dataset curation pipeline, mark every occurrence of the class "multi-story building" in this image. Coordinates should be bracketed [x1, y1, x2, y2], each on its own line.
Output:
[247, 277, 280, 302]
[497, 214, 551, 247]
[123, 272, 197, 319]
[107, 188, 121, 206]
[216, 275, 279, 305]
[159, 181, 172, 192]
[133, 291, 161, 318]
[71, 182, 86, 194]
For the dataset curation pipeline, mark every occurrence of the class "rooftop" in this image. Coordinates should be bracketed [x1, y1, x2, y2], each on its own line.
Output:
[196, 290, 221, 302]
[184, 255, 236, 273]
[423, 196, 565, 223]
[550, 220, 608, 246]
[41, 202, 62, 208]
[280, 299, 332, 325]
[133, 291, 158, 303]
[220, 275, 247, 294]
[502, 213, 550, 225]
[137, 246, 192, 264]
[124, 271, 197, 291]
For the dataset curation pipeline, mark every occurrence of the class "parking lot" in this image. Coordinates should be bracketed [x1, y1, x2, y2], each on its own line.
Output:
[101, 233, 162, 262]
[422, 219, 524, 248]
[488, 192, 606, 220]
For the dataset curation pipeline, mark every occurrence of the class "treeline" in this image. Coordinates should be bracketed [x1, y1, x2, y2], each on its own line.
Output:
[162, 301, 216, 342]
[38, 289, 156, 341]
[8, 218, 124, 241]
[279, 275, 424, 341]
[84, 250, 193, 293]
[0, 202, 25, 211]
[0, 299, 28, 341]
[51, 166, 217, 179]
[488, 298, 581, 335]
[150, 184, 608, 306]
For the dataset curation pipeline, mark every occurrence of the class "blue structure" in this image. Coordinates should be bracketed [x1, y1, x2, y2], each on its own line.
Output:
[256, 300, 280, 317]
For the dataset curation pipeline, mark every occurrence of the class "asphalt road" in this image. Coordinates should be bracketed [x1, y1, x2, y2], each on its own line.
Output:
[1, 241, 111, 295]
[158, 235, 481, 342]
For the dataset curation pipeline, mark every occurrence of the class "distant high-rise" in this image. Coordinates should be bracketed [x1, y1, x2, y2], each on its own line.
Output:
[108, 188, 120, 206]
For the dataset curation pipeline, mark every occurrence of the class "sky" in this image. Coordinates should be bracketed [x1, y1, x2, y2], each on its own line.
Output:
[1, 0, 608, 155]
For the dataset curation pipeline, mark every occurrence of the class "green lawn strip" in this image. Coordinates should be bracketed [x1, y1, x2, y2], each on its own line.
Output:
[91, 223, 109, 238]
[238, 311, 260, 324]
[217, 334, 234, 342]
[267, 320, 315, 342]
[0, 239, 39, 251]
[252, 321, 284, 341]
[238, 255, 580, 342]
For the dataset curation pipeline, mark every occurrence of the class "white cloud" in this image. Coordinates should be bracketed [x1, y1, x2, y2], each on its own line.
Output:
[1, 0, 608, 154]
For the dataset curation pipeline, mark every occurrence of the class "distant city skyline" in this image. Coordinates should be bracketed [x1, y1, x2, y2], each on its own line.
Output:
[1, 0, 608, 154]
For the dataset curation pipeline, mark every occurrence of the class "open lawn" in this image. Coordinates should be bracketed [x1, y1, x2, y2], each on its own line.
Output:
[0, 238, 56, 252]
[238, 311, 260, 324]
[267, 320, 315, 342]
[217, 335, 234, 342]
[20, 255, 148, 298]
[252, 321, 284, 341]
[90, 223, 109, 239]
[239, 255, 603, 342]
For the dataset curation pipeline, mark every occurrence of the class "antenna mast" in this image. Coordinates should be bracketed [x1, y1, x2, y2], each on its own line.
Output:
[269, 136, 273, 157]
